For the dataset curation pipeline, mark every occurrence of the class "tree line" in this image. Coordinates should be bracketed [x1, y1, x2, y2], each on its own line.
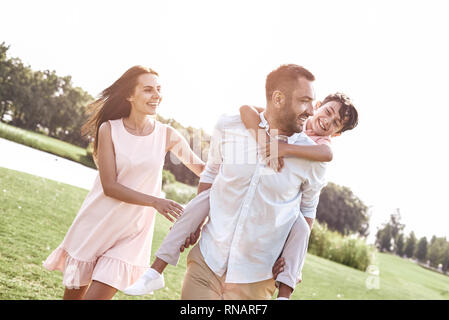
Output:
[1, 42, 371, 237]
[375, 209, 449, 273]
[0, 43, 93, 146]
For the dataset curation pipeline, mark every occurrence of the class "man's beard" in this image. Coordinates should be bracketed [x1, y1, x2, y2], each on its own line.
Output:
[277, 99, 303, 135]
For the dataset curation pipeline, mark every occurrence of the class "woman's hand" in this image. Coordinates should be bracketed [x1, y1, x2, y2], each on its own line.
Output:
[153, 198, 184, 222]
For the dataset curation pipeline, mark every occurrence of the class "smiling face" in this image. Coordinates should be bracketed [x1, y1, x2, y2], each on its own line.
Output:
[309, 100, 345, 136]
[127, 73, 162, 115]
[277, 76, 315, 135]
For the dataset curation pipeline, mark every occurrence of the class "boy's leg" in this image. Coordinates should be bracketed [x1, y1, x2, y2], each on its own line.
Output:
[275, 214, 311, 297]
[123, 189, 211, 296]
[155, 188, 211, 266]
[150, 257, 168, 274]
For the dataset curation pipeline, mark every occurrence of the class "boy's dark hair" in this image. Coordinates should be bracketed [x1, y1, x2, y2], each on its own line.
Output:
[265, 64, 315, 101]
[322, 92, 358, 133]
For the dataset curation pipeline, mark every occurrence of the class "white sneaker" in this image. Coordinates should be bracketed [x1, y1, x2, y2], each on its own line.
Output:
[123, 269, 165, 296]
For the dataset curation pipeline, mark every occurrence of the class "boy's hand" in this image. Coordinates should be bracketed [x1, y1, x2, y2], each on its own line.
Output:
[179, 231, 198, 253]
[259, 141, 287, 172]
[260, 140, 288, 159]
[179, 216, 208, 252]
[273, 257, 294, 299]
[272, 257, 285, 279]
[276, 141, 289, 158]
[267, 157, 284, 172]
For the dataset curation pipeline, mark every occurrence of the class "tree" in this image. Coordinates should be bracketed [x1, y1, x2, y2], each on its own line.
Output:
[6, 57, 34, 127]
[375, 211, 405, 253]
[389, 209, 405, 246]
[0, 43, 94, 146]
[404, 231, 417, 258]
[430, 235, 437, 246]
[0, 42, 13, 120]
[415, 237, 428, 262]
[375, 223, 393, 252]
[46, 81, 93, 146]
[396, 233, 405, 256]
[442, 244, 449, 273]
[0, 43, 32, 124]
[427, 237, 447, 268]
[316, 182, 370, 236]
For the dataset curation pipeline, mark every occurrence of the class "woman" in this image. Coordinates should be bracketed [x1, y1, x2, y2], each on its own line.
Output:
[43, 66, 205, 300]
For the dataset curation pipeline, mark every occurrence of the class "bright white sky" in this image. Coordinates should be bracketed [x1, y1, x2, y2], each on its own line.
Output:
[2, 0, 449, 243]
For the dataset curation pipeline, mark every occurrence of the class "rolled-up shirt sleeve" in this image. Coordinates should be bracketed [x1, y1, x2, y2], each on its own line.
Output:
[299, 161, 327, 219]
[199, 117, 224, 184]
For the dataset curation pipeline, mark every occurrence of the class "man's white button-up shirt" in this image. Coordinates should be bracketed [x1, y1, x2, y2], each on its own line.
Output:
[199, 113, 327, 284]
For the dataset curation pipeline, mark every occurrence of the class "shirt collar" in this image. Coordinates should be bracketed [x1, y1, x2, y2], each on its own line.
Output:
[258, 111, 304, 144]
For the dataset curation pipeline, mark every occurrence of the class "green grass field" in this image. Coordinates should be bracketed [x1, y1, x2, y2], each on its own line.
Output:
[1, 167, 449, 300]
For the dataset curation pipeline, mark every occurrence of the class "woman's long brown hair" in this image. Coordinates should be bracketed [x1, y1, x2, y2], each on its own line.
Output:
[81, 66, 158, 162]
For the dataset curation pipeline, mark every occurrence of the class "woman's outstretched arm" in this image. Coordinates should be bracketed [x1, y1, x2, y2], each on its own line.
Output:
[166, 126, 205, 177]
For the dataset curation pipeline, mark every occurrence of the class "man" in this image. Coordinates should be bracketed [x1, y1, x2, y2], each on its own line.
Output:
[181, 64, 327, 299]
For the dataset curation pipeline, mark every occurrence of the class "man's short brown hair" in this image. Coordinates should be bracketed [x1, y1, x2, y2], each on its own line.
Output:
[322, 92, 358, 133]
[265, 64, 315, 101]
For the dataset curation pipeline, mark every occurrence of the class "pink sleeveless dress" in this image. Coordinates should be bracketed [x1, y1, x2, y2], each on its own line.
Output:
[43, 118, 167, 291]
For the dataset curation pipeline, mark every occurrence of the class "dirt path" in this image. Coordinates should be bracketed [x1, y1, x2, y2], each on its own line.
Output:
[0, 137, 97, 190]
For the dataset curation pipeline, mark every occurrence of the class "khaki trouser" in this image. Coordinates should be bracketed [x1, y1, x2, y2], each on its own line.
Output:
[181, 244, 276, 300]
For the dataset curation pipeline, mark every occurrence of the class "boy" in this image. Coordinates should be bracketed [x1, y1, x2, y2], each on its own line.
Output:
[124, 92, 358, 299]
